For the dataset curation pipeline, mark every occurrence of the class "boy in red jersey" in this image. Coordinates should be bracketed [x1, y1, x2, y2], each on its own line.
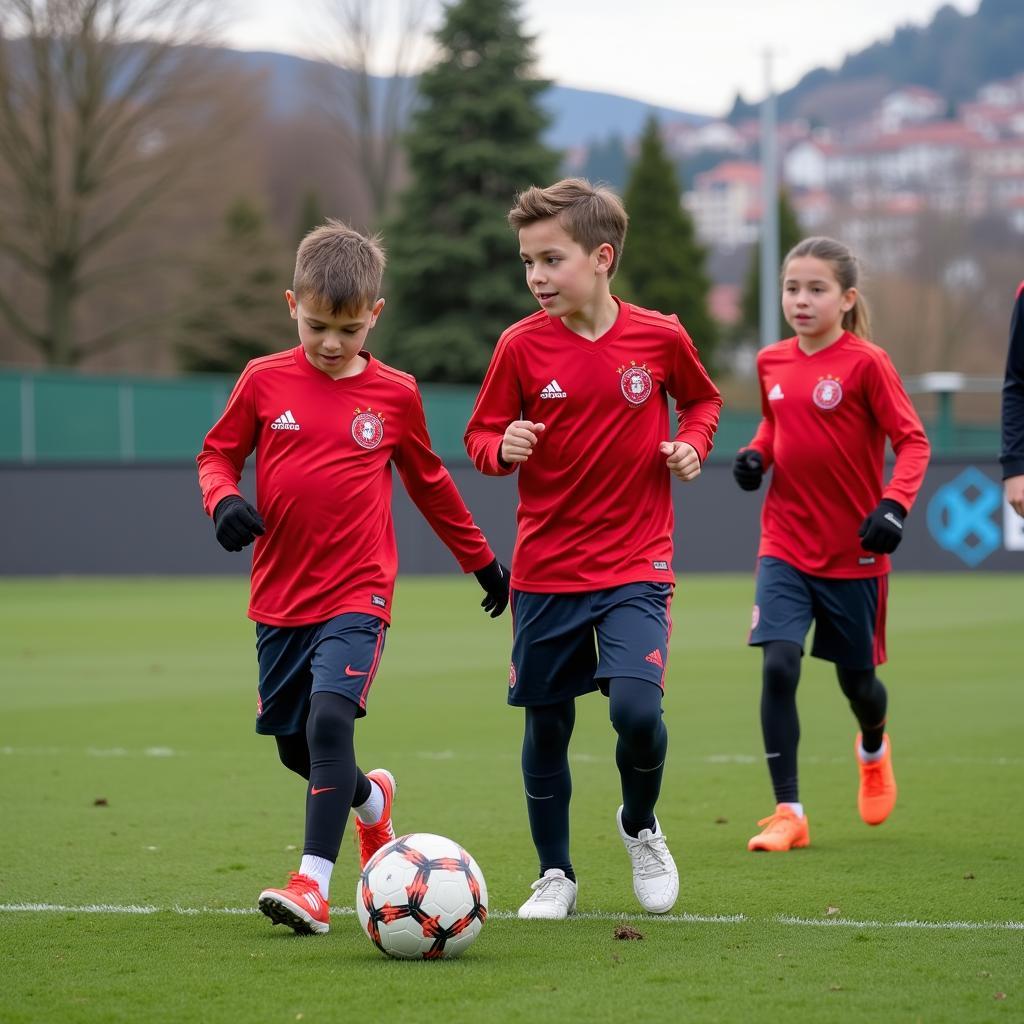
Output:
[465, 179, 721, 918]
[198, 221, 508, 934]
[733, 236, 930, 852]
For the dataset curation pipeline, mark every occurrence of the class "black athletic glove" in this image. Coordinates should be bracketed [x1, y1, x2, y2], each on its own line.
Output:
[213, 495, 266, 552]
[733, 449, 765, 491]
[858, 499, 906, 555]
[473, 559, 510, 618]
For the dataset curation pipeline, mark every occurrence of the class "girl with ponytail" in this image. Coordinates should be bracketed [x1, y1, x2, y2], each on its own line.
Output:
[731, 236, 931, 853]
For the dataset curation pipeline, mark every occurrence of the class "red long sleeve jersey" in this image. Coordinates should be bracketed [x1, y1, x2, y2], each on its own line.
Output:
[198, 348, 494, 626]
[747, 333, 930, 578]
[465, 301, 722, 592]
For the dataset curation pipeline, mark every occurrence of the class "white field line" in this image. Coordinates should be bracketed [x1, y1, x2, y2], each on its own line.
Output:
[1, 747, 1022, 767]
[2, 903, 1021, 931]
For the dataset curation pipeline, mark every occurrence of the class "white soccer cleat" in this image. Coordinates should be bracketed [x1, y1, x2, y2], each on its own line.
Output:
[517, 868, 578, 920]
[616, 806, 679, 914]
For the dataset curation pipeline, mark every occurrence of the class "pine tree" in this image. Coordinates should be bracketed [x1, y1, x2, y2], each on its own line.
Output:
[739, 190, 803, 343]
[176, 198, 292, 374]
[581, 134, 629, 193]
[295, 188, 325, 244]
[379, 0, 560, 383]
[617, 116, 718, 369]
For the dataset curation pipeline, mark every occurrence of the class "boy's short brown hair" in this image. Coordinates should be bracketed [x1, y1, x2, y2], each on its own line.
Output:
[508, 178, 628, 276]
[293, 219, 386, 315]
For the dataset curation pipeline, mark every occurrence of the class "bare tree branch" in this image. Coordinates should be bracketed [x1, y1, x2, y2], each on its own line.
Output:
[316, 0, 435, 223]
[0, 0, 245, 365]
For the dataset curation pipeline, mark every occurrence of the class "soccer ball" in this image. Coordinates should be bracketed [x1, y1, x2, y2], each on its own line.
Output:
[356, 833, 488, 959]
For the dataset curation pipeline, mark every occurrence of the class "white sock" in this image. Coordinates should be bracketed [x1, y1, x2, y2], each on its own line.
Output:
[354, 778, 385, 825]
[299, 855, 334, 900]
[780, 801, 805, 819]
[859, 738, 886, 763]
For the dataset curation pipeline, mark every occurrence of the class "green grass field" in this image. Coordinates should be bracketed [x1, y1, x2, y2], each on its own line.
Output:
[1, 574, 1021, 1023]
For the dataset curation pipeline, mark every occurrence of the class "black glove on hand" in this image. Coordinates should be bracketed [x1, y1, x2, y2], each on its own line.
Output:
[858, 498, 906, 555]
[473, 559, 510, 618]
[213, 495, 266, 552]
[733, 449, 765, 491]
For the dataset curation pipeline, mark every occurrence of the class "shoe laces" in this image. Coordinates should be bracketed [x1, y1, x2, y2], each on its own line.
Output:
[286, 872, 319, 896]
[860, 758, 887, 797]
[627, 832, 672, 878]
[528, 873, 572, 904]
[756, 811, 799, 834]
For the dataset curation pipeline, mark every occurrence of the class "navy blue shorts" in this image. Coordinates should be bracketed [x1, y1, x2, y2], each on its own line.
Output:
[508, 582, 674, 706]
[748, 556, 888, 669]
[254, 613, 387, 734]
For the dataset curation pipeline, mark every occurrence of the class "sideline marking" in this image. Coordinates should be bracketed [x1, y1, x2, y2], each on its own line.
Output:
[2, 903, 1021, 931]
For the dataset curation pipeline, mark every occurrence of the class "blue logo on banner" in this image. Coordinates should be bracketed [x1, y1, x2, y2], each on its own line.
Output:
[926, 467, 1002, 567]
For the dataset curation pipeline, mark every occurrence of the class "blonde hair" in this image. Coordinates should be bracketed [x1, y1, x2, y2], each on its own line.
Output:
[783, 236, 872, 339]
[293, 219, 386, 315]
[508, 178, 628, 277]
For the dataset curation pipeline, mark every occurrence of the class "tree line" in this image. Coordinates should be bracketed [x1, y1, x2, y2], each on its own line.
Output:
[0, 0, 734, 381]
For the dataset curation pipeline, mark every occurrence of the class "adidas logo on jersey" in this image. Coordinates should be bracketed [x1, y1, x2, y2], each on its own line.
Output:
[540, 379, 567, 399]
[271, 410, 301, 431]
[767, 384, 785, 401]
[645, 649, 664, 668]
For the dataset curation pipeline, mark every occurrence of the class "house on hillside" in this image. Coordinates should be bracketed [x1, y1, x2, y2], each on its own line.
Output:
[827, 123, 989, 204]
[969, 139, 1024, 213]
[784, 138, 836, 190]
[875, 86, 946, 133]
[684, 161, 761, 248]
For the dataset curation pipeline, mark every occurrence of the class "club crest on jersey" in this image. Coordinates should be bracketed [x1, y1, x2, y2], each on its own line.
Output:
[618, 361, 653, 406]
[812, 376, 843, 411]
[352, 407, 385, 450]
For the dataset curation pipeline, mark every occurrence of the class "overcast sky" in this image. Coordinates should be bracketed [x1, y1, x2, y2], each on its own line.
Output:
[222, 0, 979, 117]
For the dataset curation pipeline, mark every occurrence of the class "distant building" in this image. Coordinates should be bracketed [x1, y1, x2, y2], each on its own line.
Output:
[827, 123, 989, 196]
[784, 139, 835, 190]
[832, 194, 924, 271]
[969, 139, 1024, 212]
[875, 86, 946, 133]
[685, 161, 761, 248]
[978, 73, 1024, 107]
[791, 189, 833, 230]
[960, 102, 1024, 140]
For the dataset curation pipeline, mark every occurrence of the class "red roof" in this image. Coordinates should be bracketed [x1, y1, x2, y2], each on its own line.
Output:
[853, 123, 989, 154]
[696, 161, 761, 187]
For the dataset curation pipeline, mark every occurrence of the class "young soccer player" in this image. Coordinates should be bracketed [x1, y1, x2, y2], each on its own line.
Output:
[732, 236, 930, 852]
[465, 179, 722, 918]
[1000, 281, 1024, 519]
[197, 221, 508, 935]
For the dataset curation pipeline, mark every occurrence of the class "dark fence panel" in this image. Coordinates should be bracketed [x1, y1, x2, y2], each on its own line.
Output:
[2, 460, 1020, 576]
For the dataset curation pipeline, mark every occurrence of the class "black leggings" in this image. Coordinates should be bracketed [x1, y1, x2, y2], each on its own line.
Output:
[274, 691, 372, 860]
[759, 640, 888, 804]
[520, 678, 668, 872]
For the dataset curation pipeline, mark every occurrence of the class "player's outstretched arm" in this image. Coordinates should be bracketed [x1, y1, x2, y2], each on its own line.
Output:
[659, 441, 700, 482]
[473, 559, 510, 618]
[213, 495, 265, 552]
[501, 421, 545, 465]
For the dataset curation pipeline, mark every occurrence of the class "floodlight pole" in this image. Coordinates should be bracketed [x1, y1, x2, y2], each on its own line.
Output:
[759, 49, 780, 349]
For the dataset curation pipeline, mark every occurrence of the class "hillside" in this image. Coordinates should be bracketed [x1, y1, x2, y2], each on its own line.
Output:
[730, 0, 1024, 125]
[218, 48, 708, 149]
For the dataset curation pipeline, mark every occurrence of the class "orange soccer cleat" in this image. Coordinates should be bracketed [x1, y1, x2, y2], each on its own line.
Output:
[258, 872, 330, 934]
[747, 804, 810, 852]
[856, 733, 897, 826]
[356, 769, 397, 868]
